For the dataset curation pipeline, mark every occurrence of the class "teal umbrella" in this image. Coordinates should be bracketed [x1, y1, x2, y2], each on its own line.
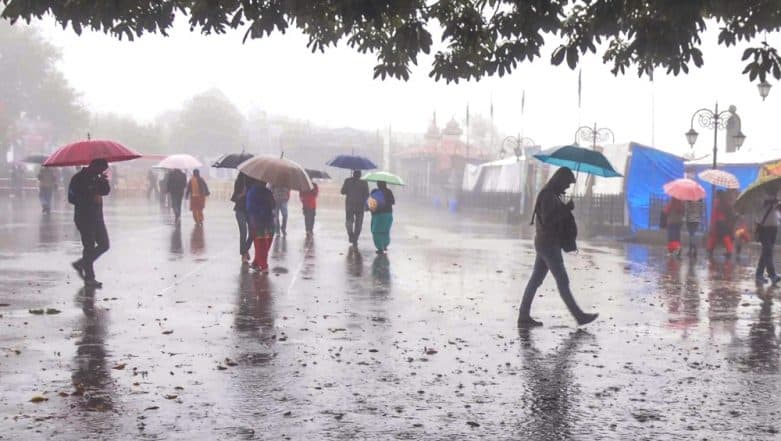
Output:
[533, 145, 622, 177]
[361, 171, 405, 186]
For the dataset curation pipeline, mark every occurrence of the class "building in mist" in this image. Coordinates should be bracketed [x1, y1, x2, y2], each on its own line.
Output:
[393, 115, 492, 203]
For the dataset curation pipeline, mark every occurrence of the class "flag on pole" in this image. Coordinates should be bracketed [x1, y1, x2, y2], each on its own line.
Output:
[577, 69, 582, 108]
[521, 90, 526, 115]
[466, 103, 470, 125]
[490, 97, 494, 120]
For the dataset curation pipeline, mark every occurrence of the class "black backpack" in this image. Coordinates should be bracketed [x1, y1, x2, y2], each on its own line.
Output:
[531, 190, 578, 252]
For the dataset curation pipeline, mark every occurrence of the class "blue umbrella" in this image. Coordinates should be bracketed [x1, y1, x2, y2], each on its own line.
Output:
[326, 154, 377, 170]
[533, 145, 622, 177]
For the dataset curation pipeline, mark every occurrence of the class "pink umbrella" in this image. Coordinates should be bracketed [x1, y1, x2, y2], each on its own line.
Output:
[663, 178, 706, 201]
[698, 169, 739, 189]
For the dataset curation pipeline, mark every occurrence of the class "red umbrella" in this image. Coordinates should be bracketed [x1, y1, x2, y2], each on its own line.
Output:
[43, 139, 142, 167]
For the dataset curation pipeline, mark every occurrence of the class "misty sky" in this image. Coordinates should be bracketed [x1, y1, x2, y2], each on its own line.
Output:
[24, 17, 781, 158]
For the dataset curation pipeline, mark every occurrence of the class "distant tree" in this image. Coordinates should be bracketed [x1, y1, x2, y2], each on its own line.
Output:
[3, 1, 780, 84]
[168, 89, 246, 157]
[0, 22, 85, 158]
[89, 113, 165, 154]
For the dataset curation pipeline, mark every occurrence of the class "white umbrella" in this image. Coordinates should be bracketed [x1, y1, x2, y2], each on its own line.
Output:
[154, 154, 203, 170]
[238, 156, 313, 192]
[697, 169, 739, 189]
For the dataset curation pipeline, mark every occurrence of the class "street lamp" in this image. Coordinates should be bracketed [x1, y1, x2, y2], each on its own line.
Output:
[500, 135, 536, 160]
[500, 134, 537, 217]
[574, 123, 615, 149]
[685, 103, 745, 170]
[758, 80, 772, 101]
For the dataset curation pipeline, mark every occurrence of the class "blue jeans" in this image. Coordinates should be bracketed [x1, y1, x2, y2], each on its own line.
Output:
[39, 187, 54, 211]
[519, 239, 586, 320]
[274, 201, 288, 234]
[235, 210, 252, 255]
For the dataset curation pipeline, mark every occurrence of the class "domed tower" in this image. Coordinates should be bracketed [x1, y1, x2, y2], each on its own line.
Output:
[442, 117, 463, 139]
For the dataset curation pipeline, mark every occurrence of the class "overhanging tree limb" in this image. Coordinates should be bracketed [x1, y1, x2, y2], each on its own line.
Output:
[2, 0, 781, 83]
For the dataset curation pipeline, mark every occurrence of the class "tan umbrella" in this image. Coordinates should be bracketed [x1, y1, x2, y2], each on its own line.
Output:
[238, 156, 313, 192]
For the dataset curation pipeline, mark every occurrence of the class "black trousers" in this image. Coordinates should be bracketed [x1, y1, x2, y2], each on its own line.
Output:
[303, 208, 316, 232]
[756, 226, 778, 279]
[171, 193, 183, 219]
[75, 217, 110, 280]
[346, 208, 364, 242]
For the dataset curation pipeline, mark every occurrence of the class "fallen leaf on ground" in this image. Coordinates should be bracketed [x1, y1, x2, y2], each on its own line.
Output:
[112, 363, 126, 370]
[30, 396, 48, 403]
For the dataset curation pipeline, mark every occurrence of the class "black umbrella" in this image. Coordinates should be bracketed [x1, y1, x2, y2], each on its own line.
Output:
[22, 154, 49, 164]
[212, 152, 254, 169]
[305, 169, 331, 180]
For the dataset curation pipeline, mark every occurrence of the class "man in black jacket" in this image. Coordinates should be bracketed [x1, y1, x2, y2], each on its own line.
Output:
[166, 169, 187, 223]
[69, 159, 111, 288]
[341, 170, 370, 246]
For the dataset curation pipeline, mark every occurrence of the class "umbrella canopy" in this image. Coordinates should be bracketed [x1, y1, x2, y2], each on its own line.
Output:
[663, 178, 706, 201]
[361, 171, 405, 186]
[305, 169, 331, 180]
[212, 152, 254, 169]
[155, 154, 203, 170]
[533, 145, 622, 177]
[43, 139, 142, 167]
[326, 154, 378, 170]
[735, 174, 781, 213]
[698, 169, 740, 189]
[238, 156, 313, 192]
[22, 154, 49, 164]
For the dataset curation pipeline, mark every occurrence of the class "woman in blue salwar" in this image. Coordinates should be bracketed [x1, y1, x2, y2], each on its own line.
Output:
[369, 181, 395, 254]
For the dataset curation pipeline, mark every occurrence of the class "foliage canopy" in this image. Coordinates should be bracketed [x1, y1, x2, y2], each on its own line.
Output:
[3, 0, 781, 83]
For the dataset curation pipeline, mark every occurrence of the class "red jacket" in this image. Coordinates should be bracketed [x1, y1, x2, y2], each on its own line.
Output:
[300, 184, 319, 210]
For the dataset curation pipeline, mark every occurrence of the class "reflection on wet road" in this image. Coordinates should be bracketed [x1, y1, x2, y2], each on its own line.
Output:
[0, 196, 780, 440]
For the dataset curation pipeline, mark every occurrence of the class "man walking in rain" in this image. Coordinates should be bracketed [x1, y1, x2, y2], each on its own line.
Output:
[341, 170, 369, 246]
[69, 159, 111, 288]
[166, 169, 187, 223]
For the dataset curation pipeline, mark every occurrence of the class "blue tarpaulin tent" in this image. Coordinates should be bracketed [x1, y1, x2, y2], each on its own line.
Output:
[625, 143, 685, 232]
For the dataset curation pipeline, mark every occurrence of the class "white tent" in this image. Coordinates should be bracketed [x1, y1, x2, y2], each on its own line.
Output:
[684, 148, 781, 167]
[462, 156, 528, 192]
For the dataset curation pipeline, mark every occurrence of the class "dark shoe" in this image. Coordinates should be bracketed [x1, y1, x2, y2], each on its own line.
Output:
[756, 277, 769, 286]
[576, 313, 598, 326]
[84, 279, 103, 289]
[376, 250, 383, 255]
[517, 316, 543, 327]
[71, 261, 85, 281]
[771, 276, 781, 287]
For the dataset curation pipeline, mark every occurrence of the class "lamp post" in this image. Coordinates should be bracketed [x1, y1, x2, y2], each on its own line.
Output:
[500, 134, 536, 217]
[684, 103, 745, 170]
[574, 123, 614, 149]
[499, 134, 536, 161]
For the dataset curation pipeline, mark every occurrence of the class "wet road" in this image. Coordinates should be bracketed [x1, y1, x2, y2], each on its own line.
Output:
[1, 195, 780, 440]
